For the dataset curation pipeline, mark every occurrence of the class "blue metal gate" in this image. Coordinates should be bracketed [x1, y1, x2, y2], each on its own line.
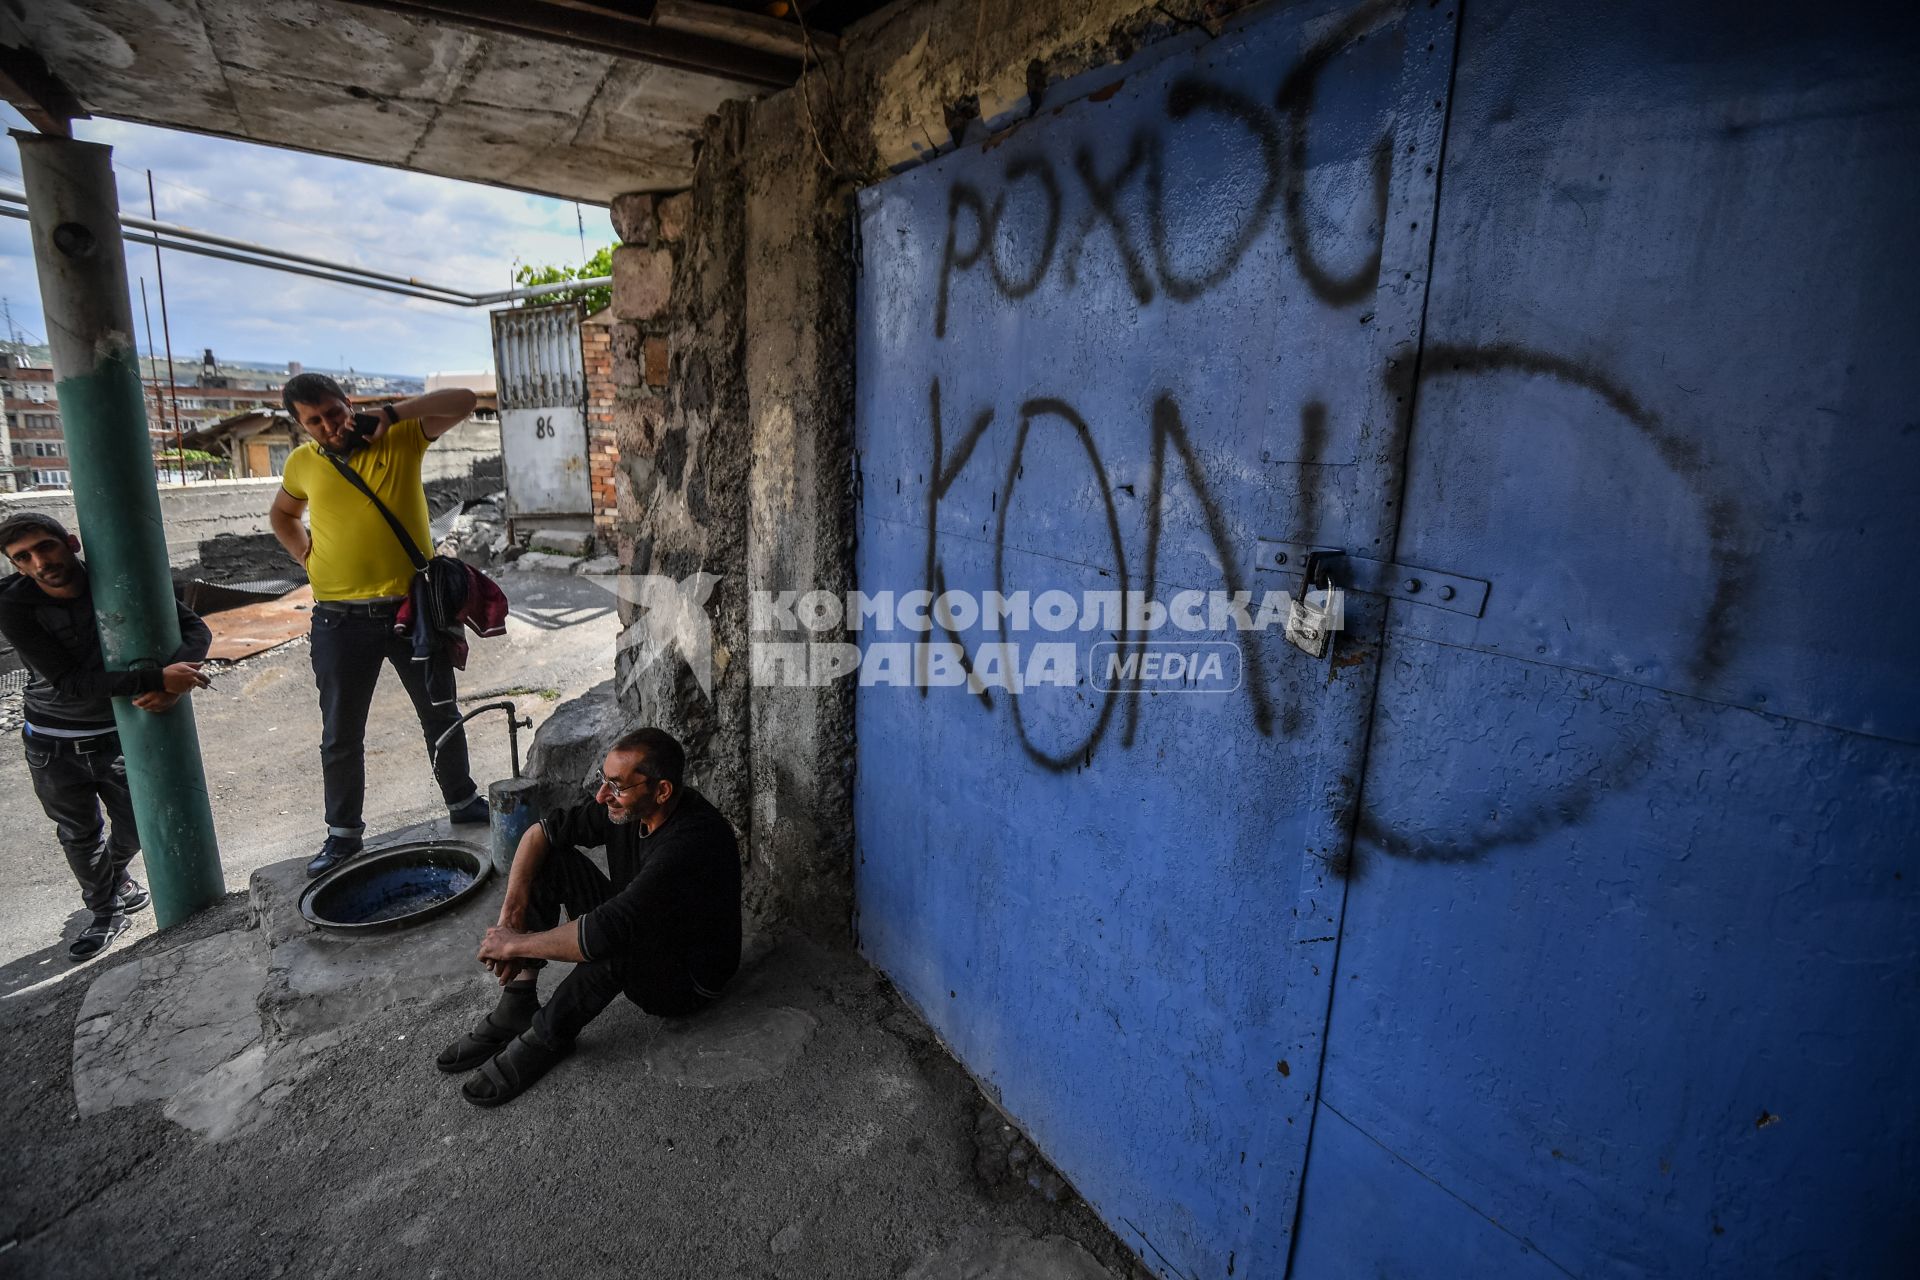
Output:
[852, 0, 1919, 1275]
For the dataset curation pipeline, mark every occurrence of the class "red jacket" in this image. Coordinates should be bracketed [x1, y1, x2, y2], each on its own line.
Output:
[393, 560, 508, 670]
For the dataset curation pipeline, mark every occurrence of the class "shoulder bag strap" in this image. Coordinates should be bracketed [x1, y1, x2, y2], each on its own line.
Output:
[319, 449, 429, 572]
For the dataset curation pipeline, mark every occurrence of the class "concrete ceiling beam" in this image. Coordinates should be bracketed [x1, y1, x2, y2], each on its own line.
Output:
[0, 43, 91, 137]
[337, 0, 803, 88]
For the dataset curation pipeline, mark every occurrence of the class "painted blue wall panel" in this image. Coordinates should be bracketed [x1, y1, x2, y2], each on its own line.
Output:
[1299, 1, 1920, 1275]
[852, 2, 1446, 1273]
[1290, 1103, 1573, 1278]
[1314, 641, 1920, 1276]
[1378, 0, 1920, 744]
[855, 0, 1917, 1274]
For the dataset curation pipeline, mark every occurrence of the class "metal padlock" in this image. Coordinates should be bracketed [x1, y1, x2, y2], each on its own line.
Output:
[1286, 551, 1344, 658]
[1286, 585, 1332, 658]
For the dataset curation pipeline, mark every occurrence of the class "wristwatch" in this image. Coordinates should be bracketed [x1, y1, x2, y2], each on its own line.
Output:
[381, 403, 399, 427]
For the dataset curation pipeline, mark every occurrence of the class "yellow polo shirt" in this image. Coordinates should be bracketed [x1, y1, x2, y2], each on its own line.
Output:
[281, 420, 432, 601]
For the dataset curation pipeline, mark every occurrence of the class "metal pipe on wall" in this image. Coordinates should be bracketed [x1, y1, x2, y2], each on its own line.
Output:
[13, 131, 224, 928]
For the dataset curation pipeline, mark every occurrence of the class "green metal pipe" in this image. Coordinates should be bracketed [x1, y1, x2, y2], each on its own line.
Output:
[14, 132, 224, 927]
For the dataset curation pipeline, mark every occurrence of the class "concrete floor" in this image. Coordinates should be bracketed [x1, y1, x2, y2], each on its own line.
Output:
[0, 570, 620, 1000]
[0, 569, 1141, 1279]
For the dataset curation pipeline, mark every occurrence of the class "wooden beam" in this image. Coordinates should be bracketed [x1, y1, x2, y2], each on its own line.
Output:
[0, 45, 90, 138]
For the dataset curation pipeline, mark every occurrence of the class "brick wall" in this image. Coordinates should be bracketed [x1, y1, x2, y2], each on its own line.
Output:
[583, 319, 616, 536]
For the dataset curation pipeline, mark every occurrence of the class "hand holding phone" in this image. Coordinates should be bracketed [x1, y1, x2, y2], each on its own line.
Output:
[344, 411, 384, 450]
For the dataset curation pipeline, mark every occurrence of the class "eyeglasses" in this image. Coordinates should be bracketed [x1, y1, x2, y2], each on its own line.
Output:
[596, 773, 650, 800]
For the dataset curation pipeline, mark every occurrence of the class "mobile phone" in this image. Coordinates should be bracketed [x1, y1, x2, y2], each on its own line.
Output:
[344, 412, 383, 449]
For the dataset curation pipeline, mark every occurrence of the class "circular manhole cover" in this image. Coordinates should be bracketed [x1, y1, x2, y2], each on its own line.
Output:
[300, 840, 492, 935]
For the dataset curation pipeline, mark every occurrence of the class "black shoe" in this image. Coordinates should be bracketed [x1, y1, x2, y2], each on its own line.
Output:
[69, 911, 130, 962]
[306, 835, 365, 879]
[114, 878, 151, 913]
[449, 796, 490, 825]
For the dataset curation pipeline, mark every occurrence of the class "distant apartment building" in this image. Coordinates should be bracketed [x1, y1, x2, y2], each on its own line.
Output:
[1, 355, 65, 491]
[1, 348, 289, 491]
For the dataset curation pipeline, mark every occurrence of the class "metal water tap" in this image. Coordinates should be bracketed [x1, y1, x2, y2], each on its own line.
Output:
[431, 700, 535, 778]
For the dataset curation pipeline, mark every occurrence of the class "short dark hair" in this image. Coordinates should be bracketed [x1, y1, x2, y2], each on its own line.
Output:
[0, 511, 71, 554]
[282, 371, 348, 417]
[609, 727, 685, 788]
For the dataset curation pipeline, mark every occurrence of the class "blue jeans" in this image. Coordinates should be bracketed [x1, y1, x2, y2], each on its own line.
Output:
[309, 603, 477, 838]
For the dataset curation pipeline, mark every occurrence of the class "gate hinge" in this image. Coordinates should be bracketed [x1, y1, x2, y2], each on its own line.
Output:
[1255, 540, 1490, 618]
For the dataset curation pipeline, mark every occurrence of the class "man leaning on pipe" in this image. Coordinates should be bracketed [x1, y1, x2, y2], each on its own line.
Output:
[0, 512, 212, 961]
[268, 373, 486, 879]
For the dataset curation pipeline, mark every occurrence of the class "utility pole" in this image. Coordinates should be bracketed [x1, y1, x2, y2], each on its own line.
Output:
[0, 297, 15, 494]
[13, 131, 224, 927]
[146, 172, 188, 487]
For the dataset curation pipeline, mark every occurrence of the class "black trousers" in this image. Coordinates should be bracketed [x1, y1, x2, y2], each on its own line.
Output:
[22, 730, 139, 914]
[523, 844, 710, 1045]
[309, 604, 477, 838]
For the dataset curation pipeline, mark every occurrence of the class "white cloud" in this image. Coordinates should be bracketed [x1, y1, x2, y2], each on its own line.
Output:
[1, 105, 615, 377]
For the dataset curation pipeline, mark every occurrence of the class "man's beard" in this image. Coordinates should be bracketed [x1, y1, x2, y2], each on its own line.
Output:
[606, 807, 638, 825]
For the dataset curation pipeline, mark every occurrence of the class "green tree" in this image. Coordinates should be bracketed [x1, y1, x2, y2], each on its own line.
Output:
[513, 245, 615, 313]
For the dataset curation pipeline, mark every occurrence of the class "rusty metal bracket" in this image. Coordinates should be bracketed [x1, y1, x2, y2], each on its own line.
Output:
[1255, 540, 1490, 618]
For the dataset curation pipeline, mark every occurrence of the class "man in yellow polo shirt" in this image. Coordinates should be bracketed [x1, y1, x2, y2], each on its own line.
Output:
[269, 372, 487, 877]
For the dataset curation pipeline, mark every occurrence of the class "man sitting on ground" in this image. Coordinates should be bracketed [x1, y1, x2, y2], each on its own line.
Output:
[437, 727, 742, 1106]
[0, 513, 212, 960]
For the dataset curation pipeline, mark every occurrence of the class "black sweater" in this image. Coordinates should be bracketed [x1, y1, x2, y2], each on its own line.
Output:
[0, 568, 211, 733]
[541, 785, 742, 997]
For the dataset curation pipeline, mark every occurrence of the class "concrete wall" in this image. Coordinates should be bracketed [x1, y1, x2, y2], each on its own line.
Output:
[0, 477, 290, 571]
[740, 89, 858, 938]
[419, 416, 504, 496]
[0, 416, 503, 577]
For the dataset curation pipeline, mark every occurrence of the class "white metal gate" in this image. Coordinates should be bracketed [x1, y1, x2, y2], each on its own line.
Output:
[491, 303, 589, 520]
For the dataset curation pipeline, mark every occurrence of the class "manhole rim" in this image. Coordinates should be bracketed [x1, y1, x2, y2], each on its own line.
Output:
[298, 838, 493, 936]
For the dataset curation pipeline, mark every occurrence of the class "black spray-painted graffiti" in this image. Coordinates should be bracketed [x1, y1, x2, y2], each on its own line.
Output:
[921, 381, 1278, 774]
[916, 350, 1750, 864]
[936, 0, 1402, 332]
[1348, 344, 1752, 864]
[900, 0, 1751, 864]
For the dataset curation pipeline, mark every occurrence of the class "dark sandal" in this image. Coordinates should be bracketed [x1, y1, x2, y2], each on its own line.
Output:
[435, 1003, 536, 1074]
[68, 912, 129, 962]
[462, 1031, 572, 1108]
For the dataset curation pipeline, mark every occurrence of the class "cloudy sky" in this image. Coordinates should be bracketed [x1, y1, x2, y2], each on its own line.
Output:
[1, 104, 612, 378]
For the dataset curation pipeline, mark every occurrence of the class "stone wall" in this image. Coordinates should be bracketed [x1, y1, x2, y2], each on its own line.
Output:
[593, 0, 1249, 940]
[843, 0, 1244, 171]
[608, 102, 755, 850]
